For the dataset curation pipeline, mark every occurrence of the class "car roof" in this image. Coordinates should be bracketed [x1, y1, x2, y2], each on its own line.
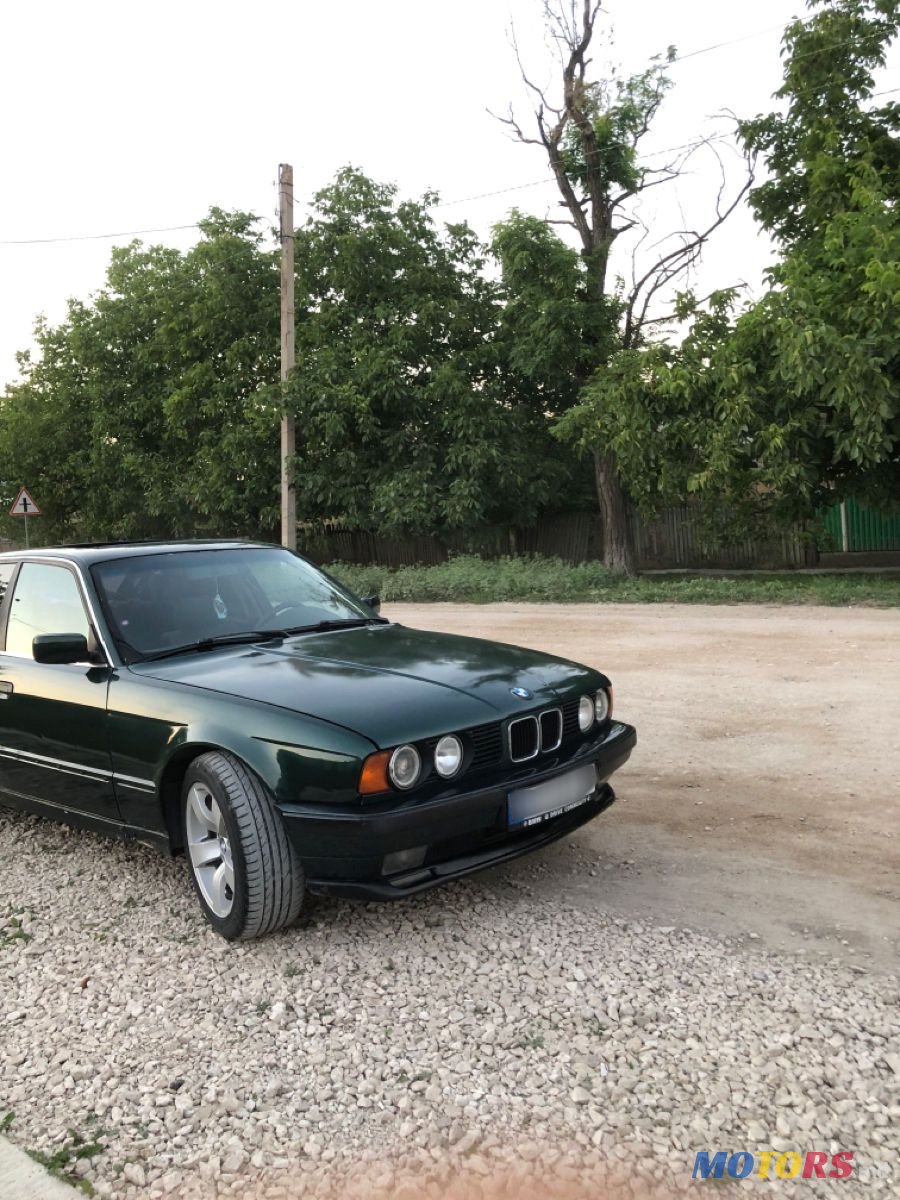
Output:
[0, 539, 277, 567]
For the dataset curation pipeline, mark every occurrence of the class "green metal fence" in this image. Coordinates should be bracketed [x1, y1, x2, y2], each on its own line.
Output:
[821, 499, 900, 552]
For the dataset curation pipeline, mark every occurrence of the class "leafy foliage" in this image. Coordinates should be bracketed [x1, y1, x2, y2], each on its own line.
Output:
[286, 170, 572, 534]
[0, 2, 894, 553]
[559, 52, 676, 197]
[491, 212, 622, 395]
[554, 292, 745, 523]
[0, 177, 579, 547]
[557, 0, 900, 531]
[732, 0, 900, 512]
[741, 0, 899, 246]
[0, 212, 280, 542]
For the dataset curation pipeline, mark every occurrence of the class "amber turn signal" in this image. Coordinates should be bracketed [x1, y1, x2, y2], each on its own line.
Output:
[358, 750, 392, 795]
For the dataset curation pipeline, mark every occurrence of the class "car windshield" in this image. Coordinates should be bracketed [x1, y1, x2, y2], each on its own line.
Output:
[91, 547, 375, 661]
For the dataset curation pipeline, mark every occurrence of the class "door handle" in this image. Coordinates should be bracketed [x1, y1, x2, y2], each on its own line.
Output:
[0, 681, 13, 698]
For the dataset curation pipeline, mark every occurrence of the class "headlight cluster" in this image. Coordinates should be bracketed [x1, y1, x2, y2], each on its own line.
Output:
[375, 734, 464, 792]
[578, 689, 613, 731]
[363, 689, 613, 795]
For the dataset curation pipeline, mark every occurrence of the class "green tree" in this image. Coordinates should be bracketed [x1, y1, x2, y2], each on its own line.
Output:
[286, 168, 571, 535]
[732, 0, 900, 514]
[554, 291, 738, 522]
[557, 0, 900, 535]
[497, 0, 752, 572]
[0, 212, 280, 543]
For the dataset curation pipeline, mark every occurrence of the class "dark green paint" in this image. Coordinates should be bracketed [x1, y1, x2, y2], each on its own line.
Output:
[131, 623, 606, 750]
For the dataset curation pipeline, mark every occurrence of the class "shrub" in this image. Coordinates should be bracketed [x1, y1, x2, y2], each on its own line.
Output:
[323, 555, 900, 607]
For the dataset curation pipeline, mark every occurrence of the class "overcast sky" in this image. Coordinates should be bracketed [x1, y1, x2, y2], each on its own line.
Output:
[1, 0, 897, 389]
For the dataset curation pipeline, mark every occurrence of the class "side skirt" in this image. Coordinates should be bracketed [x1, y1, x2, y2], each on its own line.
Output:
[0, 789, 170, 853]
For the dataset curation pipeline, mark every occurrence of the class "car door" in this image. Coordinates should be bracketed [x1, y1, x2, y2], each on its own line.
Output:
[0, 559, 120, 823]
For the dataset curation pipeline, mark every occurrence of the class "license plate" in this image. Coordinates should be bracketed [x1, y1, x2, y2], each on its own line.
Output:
[507, 763, 597, 829]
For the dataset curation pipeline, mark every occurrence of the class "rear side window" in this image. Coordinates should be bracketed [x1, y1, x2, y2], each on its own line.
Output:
[5, 563, 90, 658]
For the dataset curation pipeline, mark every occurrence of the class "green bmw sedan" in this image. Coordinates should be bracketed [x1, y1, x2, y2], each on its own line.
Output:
[0, 542, 636, 939]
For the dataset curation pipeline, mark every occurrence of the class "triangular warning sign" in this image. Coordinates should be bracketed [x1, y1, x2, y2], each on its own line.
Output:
[10, 487, 41, 517]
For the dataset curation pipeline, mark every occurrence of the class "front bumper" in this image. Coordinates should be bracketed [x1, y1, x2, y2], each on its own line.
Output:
[280, 720, 636, 900]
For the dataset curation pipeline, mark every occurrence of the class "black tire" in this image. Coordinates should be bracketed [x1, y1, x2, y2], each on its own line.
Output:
[181, 751, 304, 940]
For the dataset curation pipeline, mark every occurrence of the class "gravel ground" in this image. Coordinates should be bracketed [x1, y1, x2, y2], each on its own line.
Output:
[1, 813, 898, 1200]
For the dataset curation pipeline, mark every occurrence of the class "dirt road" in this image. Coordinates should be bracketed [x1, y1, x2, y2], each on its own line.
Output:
[390, 603, 900, 971]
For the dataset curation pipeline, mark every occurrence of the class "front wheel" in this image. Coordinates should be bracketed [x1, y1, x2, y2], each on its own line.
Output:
[181, 751, 304, 940]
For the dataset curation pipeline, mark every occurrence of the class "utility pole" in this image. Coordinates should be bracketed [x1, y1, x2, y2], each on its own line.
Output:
[279, 163, 297, 550]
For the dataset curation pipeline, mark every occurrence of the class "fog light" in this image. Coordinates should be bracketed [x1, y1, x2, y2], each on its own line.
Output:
[382, 845, 428, 876]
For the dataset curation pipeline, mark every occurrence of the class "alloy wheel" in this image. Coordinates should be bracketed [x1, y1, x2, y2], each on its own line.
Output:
[185, 782, 235, 918]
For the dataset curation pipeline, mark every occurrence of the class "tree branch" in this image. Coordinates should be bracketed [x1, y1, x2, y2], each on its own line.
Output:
[490, 105, 545, 148]
[622, 148, 755, 347]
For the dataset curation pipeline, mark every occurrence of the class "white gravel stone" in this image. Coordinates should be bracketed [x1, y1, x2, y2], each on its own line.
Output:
[122, 1163, 146, 1186]
[1, 807, 898, 1200]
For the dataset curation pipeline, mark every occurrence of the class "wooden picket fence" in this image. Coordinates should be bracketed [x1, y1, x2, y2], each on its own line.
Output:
[300, 508, 815, 571]
[0, 513, 815, 571]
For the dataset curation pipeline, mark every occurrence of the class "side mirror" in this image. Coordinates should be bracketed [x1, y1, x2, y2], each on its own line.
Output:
[33, 633, 90, 665]
[362, 594, 381, 616]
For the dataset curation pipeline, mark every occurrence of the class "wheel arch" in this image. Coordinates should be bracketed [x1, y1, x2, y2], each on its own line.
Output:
[151, 716, 373, 854]
[159, 743, 225, 854]
[155, 730, 321, 853]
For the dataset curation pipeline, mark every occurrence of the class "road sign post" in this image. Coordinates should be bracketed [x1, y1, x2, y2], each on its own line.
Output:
[9, 487, 42, 549]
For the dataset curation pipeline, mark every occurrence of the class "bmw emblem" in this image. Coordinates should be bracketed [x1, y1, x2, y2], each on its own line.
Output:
[510, 687, 532, 700]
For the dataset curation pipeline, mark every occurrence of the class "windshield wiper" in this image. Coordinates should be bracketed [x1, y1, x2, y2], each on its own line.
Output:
[283, 617, 389, 635]
[140, 618, 387, 662]
[140, 630, 290, 663]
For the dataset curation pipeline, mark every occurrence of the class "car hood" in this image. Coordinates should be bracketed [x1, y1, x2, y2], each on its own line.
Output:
[131, 623, 604, 747]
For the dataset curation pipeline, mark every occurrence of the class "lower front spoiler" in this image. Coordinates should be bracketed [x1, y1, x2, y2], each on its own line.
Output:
[305, 782, 616, 900]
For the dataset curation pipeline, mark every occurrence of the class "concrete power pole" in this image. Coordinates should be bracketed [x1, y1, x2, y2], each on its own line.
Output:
[279, 163, 297, 550]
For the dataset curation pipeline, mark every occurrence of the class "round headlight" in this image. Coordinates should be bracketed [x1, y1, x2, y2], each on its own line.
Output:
[434, 734, 463, 778]
[578, 694, 596, 732]
[389, 744, 421, 790]
[595, 689, 610, 723]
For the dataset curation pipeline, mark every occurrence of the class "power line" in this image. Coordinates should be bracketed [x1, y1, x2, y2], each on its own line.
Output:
[432, 179, 555, 209]
[0, 222, 199, 247]
[0, 65, 895, 245]
[664, 13, 894, 70]
[669, 17, 898, 72]
[431, 73, 899, 211]
[431, 134, 733, 209]
[668, 17, 813, 65]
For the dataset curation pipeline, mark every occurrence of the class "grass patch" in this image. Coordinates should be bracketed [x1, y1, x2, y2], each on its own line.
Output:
[326, 555, 900, 607]
[27, 1128, 103, 1196]
[0, 906, 32, 947]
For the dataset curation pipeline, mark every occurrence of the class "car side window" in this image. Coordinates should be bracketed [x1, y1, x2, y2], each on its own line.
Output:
[5, 563, 90, 659]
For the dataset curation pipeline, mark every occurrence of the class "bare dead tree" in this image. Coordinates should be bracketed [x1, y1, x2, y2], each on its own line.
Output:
[495, 0, 754, 574]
